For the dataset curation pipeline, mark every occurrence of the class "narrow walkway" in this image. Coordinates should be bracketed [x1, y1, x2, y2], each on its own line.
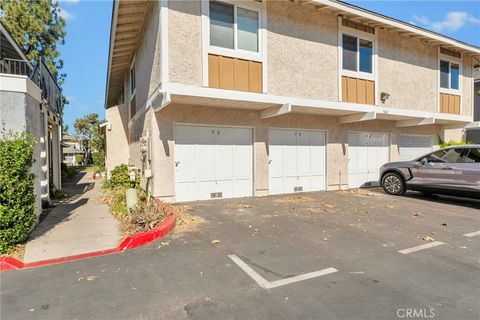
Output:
[23, 170, 121, 263]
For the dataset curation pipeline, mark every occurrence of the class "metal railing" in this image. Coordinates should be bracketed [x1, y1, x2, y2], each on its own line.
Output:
[30, 58, 62, 114]
[0, 58, 32, 76]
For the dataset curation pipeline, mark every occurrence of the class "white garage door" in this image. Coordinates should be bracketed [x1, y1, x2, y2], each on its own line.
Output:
[348, 132, 390, 188]
[398, 134, 433, 161]
[174, 124, 253, 202]
[268, 129, 326, 195]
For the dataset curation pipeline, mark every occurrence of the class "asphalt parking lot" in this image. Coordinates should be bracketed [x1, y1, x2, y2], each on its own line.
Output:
[1, 190, 479, 320]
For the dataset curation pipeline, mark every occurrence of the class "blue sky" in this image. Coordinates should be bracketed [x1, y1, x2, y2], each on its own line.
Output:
[58, 0, 480, 133]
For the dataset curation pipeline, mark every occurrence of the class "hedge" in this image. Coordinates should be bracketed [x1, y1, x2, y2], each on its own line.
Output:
[0, 132, 37, 253]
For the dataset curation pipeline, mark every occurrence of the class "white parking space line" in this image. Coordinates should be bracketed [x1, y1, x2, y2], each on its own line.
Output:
[228, 254, 338, 289]
[463, 231, 480, 238]
[398, 241, 445, 255]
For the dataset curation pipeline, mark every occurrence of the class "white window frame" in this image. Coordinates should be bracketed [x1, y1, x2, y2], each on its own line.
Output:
[129, 59, 136, 99]
[338, 18, 378, 104]
[438, 52, 462, 95]
[201, 0, 267, 92]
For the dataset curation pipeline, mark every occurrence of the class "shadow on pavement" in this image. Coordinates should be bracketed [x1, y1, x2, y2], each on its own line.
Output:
[402, 191, 480, 210]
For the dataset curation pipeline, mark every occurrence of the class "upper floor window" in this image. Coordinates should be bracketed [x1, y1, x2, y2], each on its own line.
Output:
[209, 1, 260, 53]
[342, 34, 373, 74]
[130, 63, 136, 96]
[440, 59, 459, 90]
[130, 61, 136, 119]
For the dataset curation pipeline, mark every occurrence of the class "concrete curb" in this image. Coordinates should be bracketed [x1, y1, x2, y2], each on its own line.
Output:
[0, 214, 176, 272]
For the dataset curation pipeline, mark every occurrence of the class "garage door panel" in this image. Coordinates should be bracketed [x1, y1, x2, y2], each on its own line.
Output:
[175, 182, 197, 202]
[233, 128, 253, 179]
[215, 128, 234, 181]
[269, 129, 326, 195]
[310, 175, 325, 191]
[283, 130, 297, 177]
[310, 132, 326, 176]
[398, 135, 433, 161]
[348, 132, 390, 188]
[174, 125, 253, 202]
[196, 126, 216, 181]
[268, 129, 283, 180]
[233, 179, 253, 198]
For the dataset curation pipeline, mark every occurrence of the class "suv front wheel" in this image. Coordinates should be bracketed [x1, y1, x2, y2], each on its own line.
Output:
[381, 172, 406, 196]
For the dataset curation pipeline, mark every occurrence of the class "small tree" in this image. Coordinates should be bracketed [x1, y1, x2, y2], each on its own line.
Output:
[0, 132, 37, 253]
[74, 113, 104, 165]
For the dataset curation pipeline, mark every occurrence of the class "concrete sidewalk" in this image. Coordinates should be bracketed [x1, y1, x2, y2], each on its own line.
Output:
[23, 170, 121, 263]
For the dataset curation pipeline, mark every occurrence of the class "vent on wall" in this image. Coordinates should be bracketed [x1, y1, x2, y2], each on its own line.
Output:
[294, 186, 303, 192]
[211, 192, 223, 199]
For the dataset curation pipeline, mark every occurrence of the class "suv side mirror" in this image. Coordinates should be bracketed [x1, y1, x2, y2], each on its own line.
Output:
[420, 158, 428, 165]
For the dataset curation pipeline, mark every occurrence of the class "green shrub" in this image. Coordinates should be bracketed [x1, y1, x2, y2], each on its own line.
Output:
[92, 151, 105, 166]
[437, 135, 471, 149]
[105, 164, 137, 189]
[0, 132, 37, 253]
[75, 154, 84, 165]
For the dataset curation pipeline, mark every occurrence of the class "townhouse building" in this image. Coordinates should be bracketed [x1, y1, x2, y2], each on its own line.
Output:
[104, 0, 480, 202]
[0, 22, 63, 216]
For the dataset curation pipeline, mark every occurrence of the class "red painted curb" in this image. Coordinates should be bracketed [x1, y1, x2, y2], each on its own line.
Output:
[0, 214, 176, 272]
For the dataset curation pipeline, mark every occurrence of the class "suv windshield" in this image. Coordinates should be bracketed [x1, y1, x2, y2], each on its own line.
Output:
[423, 148, 465, 163]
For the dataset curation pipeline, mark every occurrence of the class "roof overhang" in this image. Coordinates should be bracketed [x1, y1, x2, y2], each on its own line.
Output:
[149, 83, 472, 127]
[297, 0, 480, 56]
[105, 0, 148, 108]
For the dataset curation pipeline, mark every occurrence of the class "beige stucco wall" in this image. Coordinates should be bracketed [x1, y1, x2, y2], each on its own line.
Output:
[105, 103, 129, 174]
[151, 104, 441, 202]
[462, 55, 474, 117]
[128, 107, 153, 191]
[378, 29, 438, 112]
[164, 1, 475, 118]
[168, 0, 203, 86]
[266, 1, 338, 101]
[130, 1, 162, 113]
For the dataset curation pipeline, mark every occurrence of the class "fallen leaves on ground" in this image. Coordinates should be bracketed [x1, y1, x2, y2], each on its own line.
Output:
[173, 205, 206, 234]
[413, 212, 422, 217]
[0, 243, 26, 262]
[211, 240, 221, 245]
[441, 222, 448, 227]
[422, 236, 435, 241]
[78, 275, 97, 281]
[229, 202, 253, 209]
[335, 188, 381, 197]
[275, 196, 313, 204]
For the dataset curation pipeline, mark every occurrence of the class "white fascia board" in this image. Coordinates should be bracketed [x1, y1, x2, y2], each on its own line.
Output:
[311, 0, 480, 54]
[163, 83, 473, 124]
[395, 117, 436, 128]
[152, 91, 171, 112]
[260, 103, 292, 119]
[104, 0, 120, 109]
[339, 111, 376, 124]
[0, 75, 42, 102]
[99, 122, 112, 131]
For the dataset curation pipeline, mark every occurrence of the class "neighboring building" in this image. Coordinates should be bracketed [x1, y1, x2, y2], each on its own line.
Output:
[0, 22, 63, 217]
[62, 134, 85, 166]
[104, 0, 479, 203]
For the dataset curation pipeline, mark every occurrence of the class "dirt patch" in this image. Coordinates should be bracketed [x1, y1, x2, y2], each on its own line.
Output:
[304, 202, 337, 214]
[1, 243, 26, 262]
[275, 196, 313, 204]
[173, 205, 206, 233]
[335, 188, 383, 197]
[229, 202, 253, 209]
